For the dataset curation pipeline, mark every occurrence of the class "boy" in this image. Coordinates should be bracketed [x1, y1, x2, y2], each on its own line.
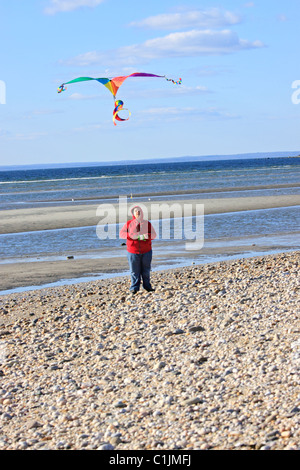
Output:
[120, 205, 156, 294]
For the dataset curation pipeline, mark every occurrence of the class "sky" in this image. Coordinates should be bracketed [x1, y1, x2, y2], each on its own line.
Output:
[0, 0, 299, 166]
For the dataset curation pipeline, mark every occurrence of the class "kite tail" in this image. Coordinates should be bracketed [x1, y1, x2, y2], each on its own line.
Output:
[57, 84, 66, 93]
[165, 77, 182, 85]
[113, 100, 131, 126]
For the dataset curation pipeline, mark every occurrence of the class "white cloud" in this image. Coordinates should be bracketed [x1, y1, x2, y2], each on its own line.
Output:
[66, 29, 264, 66]
[144, 106, 191, 116]
[72, 123, 106, 132]
[139, 106, 240, 121]
[44, 0, 104, 15]
[277, 14, 288, 22]
[14, 132, 48, 141]
[124, 84, 211, 100]
[129, 8, 241, 30]
[29, 109, 63, 116]
[170, 85, 210, 95]
[68, 92, 104, 100]
[0, 129, 10, 139]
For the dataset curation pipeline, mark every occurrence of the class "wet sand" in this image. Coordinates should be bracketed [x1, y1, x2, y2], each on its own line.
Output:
[1, 237, 299, 293]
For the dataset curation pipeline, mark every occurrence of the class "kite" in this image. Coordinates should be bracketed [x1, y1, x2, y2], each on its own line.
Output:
[57, 73, 182, 125]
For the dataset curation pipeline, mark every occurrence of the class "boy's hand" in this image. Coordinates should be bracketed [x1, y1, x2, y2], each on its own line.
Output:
[138, 233, 149, 241]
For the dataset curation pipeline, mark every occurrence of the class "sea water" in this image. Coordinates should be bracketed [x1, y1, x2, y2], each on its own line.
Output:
[0, 154, 299, 265]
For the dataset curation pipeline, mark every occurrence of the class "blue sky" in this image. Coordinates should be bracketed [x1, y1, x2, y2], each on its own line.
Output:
[0, 0, 299, 165]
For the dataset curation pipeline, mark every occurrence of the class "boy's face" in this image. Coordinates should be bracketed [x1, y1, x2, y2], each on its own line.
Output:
[133, 208, 141, 219]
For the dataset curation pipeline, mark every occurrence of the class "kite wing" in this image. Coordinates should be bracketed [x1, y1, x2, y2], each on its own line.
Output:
[57, 73, 182, 125]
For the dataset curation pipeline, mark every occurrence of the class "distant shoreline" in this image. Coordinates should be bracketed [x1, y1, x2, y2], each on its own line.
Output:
[1, 151, 299, 171]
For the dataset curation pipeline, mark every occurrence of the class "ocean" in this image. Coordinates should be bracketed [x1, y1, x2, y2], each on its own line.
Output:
[0, 153, 300, 276]
[1, 154, 300, 210]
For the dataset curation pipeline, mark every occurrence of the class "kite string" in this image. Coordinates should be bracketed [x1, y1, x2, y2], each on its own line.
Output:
[112, 94, 133, 197]
[125, 163, 133, 199]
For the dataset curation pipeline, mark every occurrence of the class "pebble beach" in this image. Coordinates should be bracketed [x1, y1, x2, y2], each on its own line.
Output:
[0, 250, 299, 450]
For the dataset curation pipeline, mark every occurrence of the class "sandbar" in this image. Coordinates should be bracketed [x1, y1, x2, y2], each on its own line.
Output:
[1, 194, 300, 234]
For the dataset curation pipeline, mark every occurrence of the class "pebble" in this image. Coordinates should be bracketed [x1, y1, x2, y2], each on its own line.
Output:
[0, 251, 299, 450]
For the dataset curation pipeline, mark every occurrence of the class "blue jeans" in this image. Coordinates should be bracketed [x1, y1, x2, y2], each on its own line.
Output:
[127, 250, 153, 292]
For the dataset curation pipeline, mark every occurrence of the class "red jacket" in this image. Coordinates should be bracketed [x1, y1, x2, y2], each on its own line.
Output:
[120, 206, 156, 254]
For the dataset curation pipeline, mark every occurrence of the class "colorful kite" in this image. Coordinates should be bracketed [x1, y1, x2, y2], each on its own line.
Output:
[57, 73, 182, 125]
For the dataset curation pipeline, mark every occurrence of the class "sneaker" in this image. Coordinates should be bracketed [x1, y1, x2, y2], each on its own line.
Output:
[131, 290, 138, 295]
[144, 287, 155, 292]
